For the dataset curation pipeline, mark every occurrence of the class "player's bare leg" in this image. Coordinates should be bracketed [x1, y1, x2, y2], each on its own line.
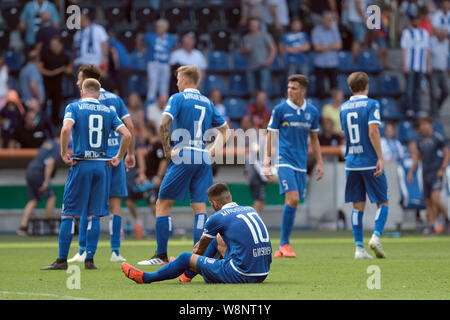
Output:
[253, 200, 266, 214]
[430, 190, 448, 234]
[44, 195, 56, 218]
[125, 198, 143, 239]
[17, 199, 38, 235]
[276, 191, 299, 258]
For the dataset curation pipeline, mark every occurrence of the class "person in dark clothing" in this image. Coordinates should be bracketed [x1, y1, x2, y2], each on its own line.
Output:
[35, 11, 59, 53]
[38, 35, 72, 127]
[0, 95, 25, 147]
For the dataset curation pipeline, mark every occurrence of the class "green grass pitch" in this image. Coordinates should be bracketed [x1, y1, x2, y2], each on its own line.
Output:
[1, 231, 449, 300]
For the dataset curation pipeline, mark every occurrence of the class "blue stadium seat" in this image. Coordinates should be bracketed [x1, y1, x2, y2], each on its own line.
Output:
[210, 28, 231, 52]
[398, 121, 419, 144]
[368, 75, 379, 96]
[195, 6, 221, 30]
[379, 97, 403, 121]
[208, 51, 230, 72]
[338, 51, 357, 73]
[224, 97, 247, 120]
[232, 52, 248, 72]
[306, 98, 321, 112]
[338, 75, 352, 96]
[378, 74, 402, 97]
[228, 74, 249, 97]
[270, 55, 285, 72]
[357, 51, 382, 73]
[164, 6, 191, 33]
[203, 74, 227, 96]
[3, 50, 23, 72]
[133, 0, 160, 31]
[307, 74, 317, 96]
[0, 29, 9, 50]
[128, 73, 147, 96]
[271, 97, 286, 110]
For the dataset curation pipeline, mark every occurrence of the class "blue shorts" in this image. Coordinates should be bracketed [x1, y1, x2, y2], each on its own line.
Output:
[106, 160, 128, 198]
[158, 159, 213, 203]
[26, 170, 54, 201]
[277, 166, 307, 199]
[62, 161, 109, 217]
[423, 175, 442, 199]
[345, 169, 388, 204]
[351, 21, 367, 42]
[196, 256, 267, 284]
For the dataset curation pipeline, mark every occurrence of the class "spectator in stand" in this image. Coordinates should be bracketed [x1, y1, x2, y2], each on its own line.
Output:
[18, 0, 59, 54]
[431, 0, 450, 37]
[143, 19, 176, 102]
[347, 0, 369, 61]
[109, 32, 132, 98]
[318, 117, 345, 161]
[126, 93, 146, 144]
[242, 90, 271, 130]
[0, 90, 25, 148]
[169, 33, 207, 87]
[322, 88, 344, 133]
[429, 27, 449, 117]
[241, 18, 277, 96]
[283, 18, 311, 77]
[38, 35, 72, 127]
[240, 0, 266, 32]
[209, 89, 228, 121]
[0, 52, 9, 110]
[418, 5, 433, 36]
[35, 11, 58, 53]
[73, 13, 109, 71]
[305, 0, 339, 26]
[401, 12, 431, 118]
[10, 98, 51, 148]
[130, 34, 148, 73]
[374, 3, 392, 69]
[380, 122, 404, 164]
[19, 49, 45, 107]
[263, 0, 290, 52]
[146, 94, 168, 131]
[399, 0, 424, 30]
[311, 11, 342, 99]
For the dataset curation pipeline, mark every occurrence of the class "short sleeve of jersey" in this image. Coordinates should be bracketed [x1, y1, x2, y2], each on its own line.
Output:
[368, 100, 382, 125]
[163, 94, 181, 120]
[211, 103, 226, 128]
[110, 108, 125, 133]
[202, 213, 223, 239]
[63, 104, 76, 123]
[267, 106, 281, 131]
[116, 97, 130, 120]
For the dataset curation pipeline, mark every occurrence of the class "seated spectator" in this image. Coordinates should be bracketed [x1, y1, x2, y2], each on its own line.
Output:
[311, 11, 342, 98]
[243, 90, 271, 129]
[241, 18, 277, 95]
[19, 49, 46, 107]
[127, 93, 145, 144]
[381, 122, 404, 164]
[146, 94, 168, 131]
[0, 90, 25, 148]
[10, 98, 52, 148]
[321, 88, 344, 133]
[35, 11, 58, 53]
[318, 117, 345, 162]
[209, 89, 228, 121]
[283, 17, 311, 76]
[19, 0, 60, 54]
[0, 52, 8, 110]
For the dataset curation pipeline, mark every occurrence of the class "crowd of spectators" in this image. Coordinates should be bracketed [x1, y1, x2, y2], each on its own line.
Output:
[0, 0, 449, 155]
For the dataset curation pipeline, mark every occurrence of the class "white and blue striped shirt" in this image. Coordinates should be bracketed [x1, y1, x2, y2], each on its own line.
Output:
[431, 9, 450, 34]
[401, 28, 430, 73]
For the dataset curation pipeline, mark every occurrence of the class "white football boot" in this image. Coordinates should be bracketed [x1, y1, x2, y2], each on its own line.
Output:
[67, 251, 86, 263]
[110, 252, 127, 262]
[354, 246, 373, 259]
[368, 234, 386, 258]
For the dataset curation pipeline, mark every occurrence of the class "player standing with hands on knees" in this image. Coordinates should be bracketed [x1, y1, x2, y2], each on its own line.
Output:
[340, 72, 389, 259]
[263, 74, 324, 258]
[41, 78, 131, 270]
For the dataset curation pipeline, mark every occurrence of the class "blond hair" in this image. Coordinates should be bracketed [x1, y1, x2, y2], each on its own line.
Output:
[177, 65, 200, 85]
[81, 78, 101, 95]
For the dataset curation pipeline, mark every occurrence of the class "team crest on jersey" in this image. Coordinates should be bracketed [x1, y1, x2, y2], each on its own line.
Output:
[374, 109, 380, 120]
[304, 113, 311, 120]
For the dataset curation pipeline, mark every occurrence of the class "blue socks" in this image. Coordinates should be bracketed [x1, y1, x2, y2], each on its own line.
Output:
[143, 252, 192, 283]
[86, 216, 100, 259]
[78, 215, 88, 255]
[110, 214, 122, 255]
[280, 204, 296, 246]
[351, 209, 364, 248]
[155, 216, 172, 255]
[374, 205, 389, 237]
[193, 213, 207, 245]
[184, 238, 218, 279]
[58, 217, 74, 259]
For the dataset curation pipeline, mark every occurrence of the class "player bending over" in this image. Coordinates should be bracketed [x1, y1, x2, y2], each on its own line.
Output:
[340, 72, 389, 259]
[122, 183, 272, 284]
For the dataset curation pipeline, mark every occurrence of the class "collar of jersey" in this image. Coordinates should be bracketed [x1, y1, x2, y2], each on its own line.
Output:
[221, 202, 238, 209]
[81, 97, 100, 103]
[286, 99, 306, 111]
[183, 88, 200, 94]
[349, 95, 368, 101]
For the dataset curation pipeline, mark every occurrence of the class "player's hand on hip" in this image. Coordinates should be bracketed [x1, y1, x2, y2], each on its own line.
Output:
[374, 159, 384, 178]
[124, 154, 136, 171]
[315, 163, 324, 181]
[61, 153, 76, 166]
[108, 156, 121, 167]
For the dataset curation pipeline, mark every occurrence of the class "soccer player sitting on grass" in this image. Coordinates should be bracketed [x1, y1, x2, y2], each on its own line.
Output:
[407, 117, 450, 235]
[122, 183, 272, 284]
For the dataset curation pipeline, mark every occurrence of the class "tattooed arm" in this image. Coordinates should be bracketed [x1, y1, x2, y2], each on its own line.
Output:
[159, 114, 173, 160]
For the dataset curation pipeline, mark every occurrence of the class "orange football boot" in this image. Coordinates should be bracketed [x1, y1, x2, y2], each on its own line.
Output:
[122, 262, 145, 284]
[274, 244, 296, 258]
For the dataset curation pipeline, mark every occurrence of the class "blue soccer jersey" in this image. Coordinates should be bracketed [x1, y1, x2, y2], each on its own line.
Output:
[340, 95, 382, 170]
[202, 202, 272, 276]
[143, 32, 176, 63]
[98, 88, 130, 158]
[64, 97, 124, 160]
[163, 88, 226, 151]
[267, 99, 320, 172]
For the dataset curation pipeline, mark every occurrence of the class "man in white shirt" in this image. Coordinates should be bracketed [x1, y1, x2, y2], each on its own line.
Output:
[146, 94, 168, 131]
[431, 0, 450, 37]
[73, 14, 109, 69]
[429, 31, 449, 116]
